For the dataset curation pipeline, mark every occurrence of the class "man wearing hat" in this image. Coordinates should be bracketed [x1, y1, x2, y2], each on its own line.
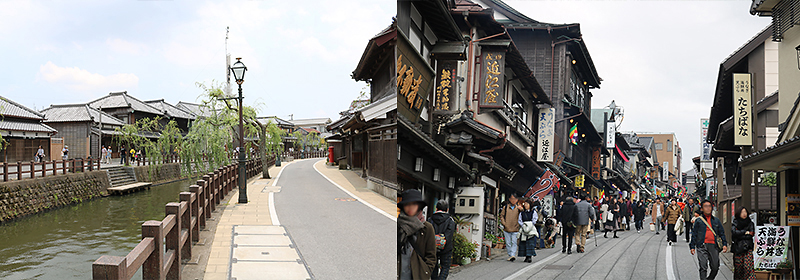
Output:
[398, 189, 436, 280]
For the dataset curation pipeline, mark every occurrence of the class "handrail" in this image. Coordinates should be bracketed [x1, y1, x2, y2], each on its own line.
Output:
[92, 155, 274, 280]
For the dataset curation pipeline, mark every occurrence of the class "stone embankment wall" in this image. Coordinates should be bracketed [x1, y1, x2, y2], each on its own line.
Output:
[133, 163, 183, 183]
[0, 170, 110, 223]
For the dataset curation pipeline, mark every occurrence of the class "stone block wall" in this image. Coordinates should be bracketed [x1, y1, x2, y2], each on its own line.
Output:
[133, 163, 183, 183]
[0, 170, 110, 223]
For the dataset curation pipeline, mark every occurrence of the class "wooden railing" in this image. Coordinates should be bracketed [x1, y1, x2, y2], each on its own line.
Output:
[92, 157, 269, 280]
[0, 158, 102, 182]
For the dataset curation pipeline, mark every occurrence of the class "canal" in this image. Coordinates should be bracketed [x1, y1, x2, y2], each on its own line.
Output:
[0, 178, 196, 280]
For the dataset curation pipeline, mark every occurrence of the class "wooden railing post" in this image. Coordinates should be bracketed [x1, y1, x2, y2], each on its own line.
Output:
[28, 161, 34, 179]
[164, 202, 182, 279]
[178, 194, 194, 257]
[92, 255, 126, 280]
[142, 220, 164, 279]
[183, 191, 200, 242]
[197, 179, 210, 220]
[61, 160, 66, 175]
[2, 162, 7, 182]
[202, 175, 214, 212]
[213, 170, 221, 197]
[41, 161, 46, 177]
[190, 185, 205, 229]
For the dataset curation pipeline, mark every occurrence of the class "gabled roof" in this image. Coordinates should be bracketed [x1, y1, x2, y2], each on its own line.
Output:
[353, 20, 397, 81]
[145, 99, 196, 120]
[777, 91, 800, 142]
[290, 118, 332, 126]
[88, 91, 163, 116]
[0, 119, 56, 133]
[176, 101, 215, 118]
[257, 116, 295, 128]
[40, 104, 126, 126]
[0, 95, 45, 120]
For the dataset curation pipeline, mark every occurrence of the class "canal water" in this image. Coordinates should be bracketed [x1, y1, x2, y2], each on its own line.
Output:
[0, 179, 195, 280]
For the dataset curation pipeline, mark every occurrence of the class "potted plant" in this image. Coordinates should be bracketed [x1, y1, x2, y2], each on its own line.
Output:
[773, 258, 794, 275]
[453, 233, 478, 266]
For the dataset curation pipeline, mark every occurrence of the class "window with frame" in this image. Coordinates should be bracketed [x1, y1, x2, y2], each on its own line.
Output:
[667, 140, 672, 152]
[655, 143, 663, 150]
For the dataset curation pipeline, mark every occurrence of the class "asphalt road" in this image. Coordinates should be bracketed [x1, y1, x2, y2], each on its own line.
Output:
[273, 159, 395, 280]
[451, 221, 734, 280]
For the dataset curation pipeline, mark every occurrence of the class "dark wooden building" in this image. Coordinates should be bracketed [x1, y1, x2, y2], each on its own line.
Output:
[88, 91, 165, 126]
[0, 96, 57, 162]
[145, 99, 197, 133]
[40, 104, 126, 159]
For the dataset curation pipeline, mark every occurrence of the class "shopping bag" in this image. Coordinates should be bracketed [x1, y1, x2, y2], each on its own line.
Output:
[649, 223, 655, 232]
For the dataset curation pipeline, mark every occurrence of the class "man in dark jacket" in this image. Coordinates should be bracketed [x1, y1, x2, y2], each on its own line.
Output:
[690, 200, 728, 280]
[619, 198, 629, 231]
[683, 198, 697, 242]
[398, 189, 437, 280]
[560, 197, 578, 254]
[428, 200, 456, 280]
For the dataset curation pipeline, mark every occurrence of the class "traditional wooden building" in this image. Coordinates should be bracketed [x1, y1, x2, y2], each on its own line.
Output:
[88, 91, 165, 125]
[40, 104, 126, 159]
[328, 20, 398, 200]
[144, 99, 196, 133]
[176, 101, 215, 119]
[0, 96, 57, 162]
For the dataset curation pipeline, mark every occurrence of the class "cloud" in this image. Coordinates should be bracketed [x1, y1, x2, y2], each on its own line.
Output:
[106, 38, 149, 55]
[37, 61, 139, 92]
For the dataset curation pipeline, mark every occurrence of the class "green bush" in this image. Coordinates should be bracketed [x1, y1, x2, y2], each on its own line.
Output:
[453, 233, 478, 265]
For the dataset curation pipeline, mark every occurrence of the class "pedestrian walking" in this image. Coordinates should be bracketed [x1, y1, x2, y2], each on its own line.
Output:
[650, 198, 664, 235]
[560, 197, 577, 254]
[665, 199, 682, 245]
[35, 145, 45, 162]
[619, 198, 629, 231]
[683, 198, 697, 242]
[532, 200, 546, 249]
[602, 199, 619, 238]
[106, 146, 112, 164]
[517, 199, 538, 263]
[574, 194, 595, 253]
[499, 194, 521, 261]
[129, 148, 136, 164]
[120, 146, 126, 164]
[634, 200, 646, 232]
[690, 200, 728, 280]
[101, 146, 107, 164]
[731, 207, 756, 280]
[62, 145, 69, 160]
[398, 189, 436, 280]
[428, 200, 455, 280]
[626, 198, 633, 230]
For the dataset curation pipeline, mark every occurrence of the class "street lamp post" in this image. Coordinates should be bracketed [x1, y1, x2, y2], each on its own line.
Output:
[229, 58, 248, 204]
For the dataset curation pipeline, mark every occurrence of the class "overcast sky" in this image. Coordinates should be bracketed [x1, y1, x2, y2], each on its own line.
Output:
[0, 0, 394, 122]
[504, 0, 771, 170]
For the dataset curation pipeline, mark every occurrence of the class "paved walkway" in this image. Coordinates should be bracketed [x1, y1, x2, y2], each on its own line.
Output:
[451, 220, 733, 280]
[201, 159, 396, 280]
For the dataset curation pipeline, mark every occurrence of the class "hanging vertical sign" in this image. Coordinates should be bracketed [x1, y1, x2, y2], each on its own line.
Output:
[591, 146, 602, 180]
[701, 118, 712, 161]
[537, 108, 555, 162]
[605, 121, 616, 149]
[479, 51, 505, 109]
[396, 36, 433, 123]
[662, 162, 669, 181]
[434, 61, 456, 112]
[733, 73, 753, 146]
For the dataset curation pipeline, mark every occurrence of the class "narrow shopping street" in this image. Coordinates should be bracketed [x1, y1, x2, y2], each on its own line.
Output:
[273, 159, 396, 279]
[451, 222, 734, 280]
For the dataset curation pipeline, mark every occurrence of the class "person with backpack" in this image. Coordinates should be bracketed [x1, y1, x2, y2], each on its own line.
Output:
[499, 193, 521, 261]
[428, 200, 456, 280]
[517, 198, 538, 262]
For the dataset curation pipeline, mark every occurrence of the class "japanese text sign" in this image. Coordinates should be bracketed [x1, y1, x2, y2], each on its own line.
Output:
[537, 108, 555, 162]
[479, 51, 504, 109]
[754, 225, 792, 270]
[733, 73, 753, 146]
[435, 61, 455, 111]
[396, 36, 433, 123]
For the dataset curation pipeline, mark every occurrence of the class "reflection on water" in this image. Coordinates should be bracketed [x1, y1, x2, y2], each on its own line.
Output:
[0, 179, 194, 280]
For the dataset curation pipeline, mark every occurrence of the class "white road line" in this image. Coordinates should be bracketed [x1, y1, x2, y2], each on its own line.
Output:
[269, 192, 280, 226]
[312, 160, 397, 222]
[272, 161, 293, 186]
[502, 251, 560, 280]
[666, 244, 676, 280]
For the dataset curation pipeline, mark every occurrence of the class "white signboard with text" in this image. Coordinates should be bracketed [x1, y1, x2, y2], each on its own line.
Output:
[537, 108, 555, 162]
[754, 225, 792, 270]
[605, 121, 616, 149]
[733, 73, 753, 146]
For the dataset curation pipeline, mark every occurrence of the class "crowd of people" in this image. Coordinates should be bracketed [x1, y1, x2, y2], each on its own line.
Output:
[397, 188, 758, 280]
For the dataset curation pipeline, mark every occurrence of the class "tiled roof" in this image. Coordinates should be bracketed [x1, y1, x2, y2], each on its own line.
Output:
[145, 99, 196, 120]
[88, 91, 163, 116]
[290, 118, 332, 126]
[40, 104, 126, 126]
[0, 95, 45, 120]
[0, 119, 56, 133]
[176, 101, 215, 118]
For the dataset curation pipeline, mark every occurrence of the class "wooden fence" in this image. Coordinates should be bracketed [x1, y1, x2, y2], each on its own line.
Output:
[280, 150, 327, 159]
[0, 158, 102, 182]
[91, 157, 267, 280]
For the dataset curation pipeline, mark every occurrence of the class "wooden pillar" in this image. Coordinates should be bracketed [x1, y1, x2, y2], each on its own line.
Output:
[142, 220, 163, 279]
[92, 255, 126, 280]
[165, 202, 181, 279]
[30, 161, 34, 179]
[190, 185, 205, 230]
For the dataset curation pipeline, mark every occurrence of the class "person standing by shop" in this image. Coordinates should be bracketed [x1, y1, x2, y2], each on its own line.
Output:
[665, 199, 682, 246]
[36, 145, 45, 163]
[560, 197, 577, 254]
[398, 189, 436, 280]
[500, 194, 521, 261]
[428, 200, 455, 280]
[517, 199, 537, 262]
[731, 207, 756, 280]
[690, 200, 728, 280]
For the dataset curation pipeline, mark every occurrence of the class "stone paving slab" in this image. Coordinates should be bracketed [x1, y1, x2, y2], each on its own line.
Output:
[233, 234, 292, 247]
[230, 225, 311, 280]
[230, 262, 310, 280]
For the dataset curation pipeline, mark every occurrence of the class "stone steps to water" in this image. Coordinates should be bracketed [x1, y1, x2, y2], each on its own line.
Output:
[105, 166, 138, 188]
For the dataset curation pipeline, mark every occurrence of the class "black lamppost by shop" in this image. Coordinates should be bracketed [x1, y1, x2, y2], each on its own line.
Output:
[229, 57, 248, 203]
